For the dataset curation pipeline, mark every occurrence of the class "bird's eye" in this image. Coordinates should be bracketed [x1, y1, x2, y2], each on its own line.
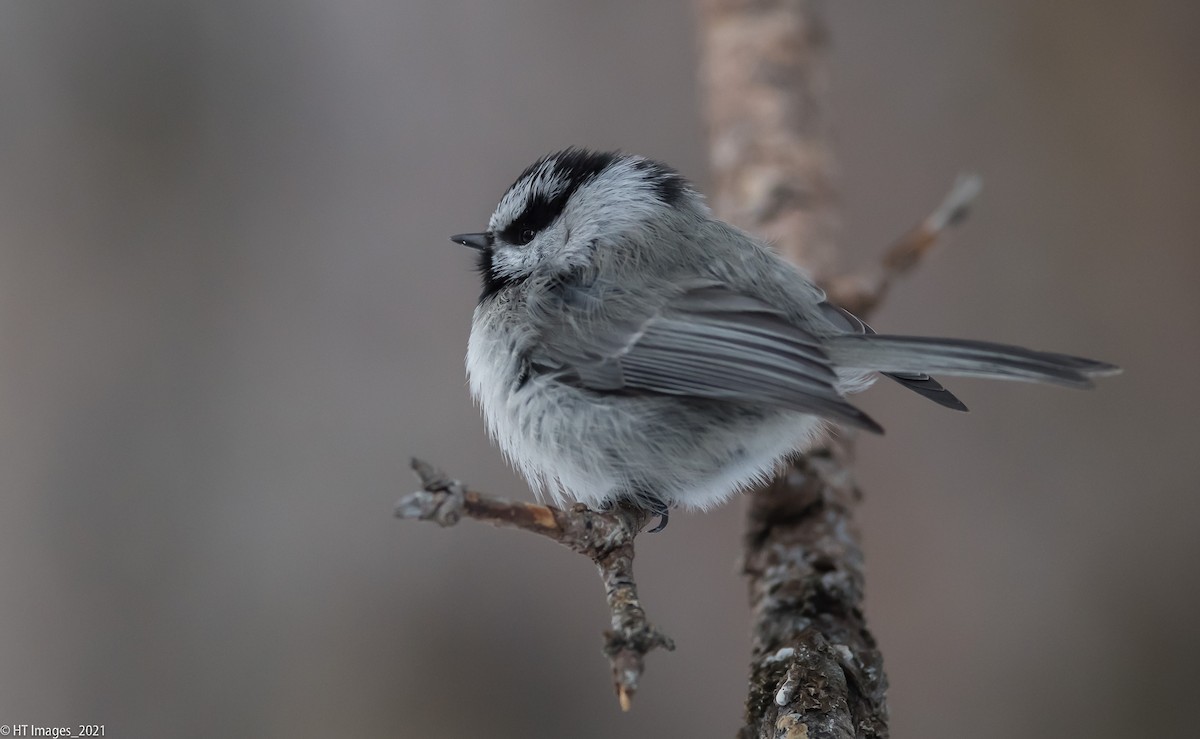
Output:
[516, 228, 536, 245]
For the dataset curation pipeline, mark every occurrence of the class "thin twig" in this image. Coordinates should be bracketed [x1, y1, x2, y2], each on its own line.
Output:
[825, 173, 982, 318]
[395, 458, 674, 710]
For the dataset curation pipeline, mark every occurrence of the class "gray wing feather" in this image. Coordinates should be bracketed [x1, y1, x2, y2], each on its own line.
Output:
[820, 299, 969, 411]
[549, 282, 883, 433]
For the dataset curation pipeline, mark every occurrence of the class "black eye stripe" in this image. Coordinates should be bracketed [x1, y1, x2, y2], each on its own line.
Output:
[500, 190, 570, 243]
[478, 149, 692, 303]
[498, 148, 620, 243]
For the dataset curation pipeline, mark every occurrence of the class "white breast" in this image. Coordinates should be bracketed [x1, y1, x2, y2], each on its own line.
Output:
[467, 305, 560, 500]
[466, 300, 862, 513]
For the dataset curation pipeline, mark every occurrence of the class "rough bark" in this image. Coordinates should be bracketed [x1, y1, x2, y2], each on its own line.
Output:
[396, 459, 673, 710]
[696, 0, 839, 278]
[695, 1, 976, 736]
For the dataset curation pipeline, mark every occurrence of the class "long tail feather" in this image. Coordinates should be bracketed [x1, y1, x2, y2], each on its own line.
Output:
[828, 335, 1121, 389]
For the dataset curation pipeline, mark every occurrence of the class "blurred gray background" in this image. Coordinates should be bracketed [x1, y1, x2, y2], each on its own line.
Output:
[1, 1, 1196, 737]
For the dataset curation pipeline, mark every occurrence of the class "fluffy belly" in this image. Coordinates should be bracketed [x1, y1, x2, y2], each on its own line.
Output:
[486, 375, 827, 511]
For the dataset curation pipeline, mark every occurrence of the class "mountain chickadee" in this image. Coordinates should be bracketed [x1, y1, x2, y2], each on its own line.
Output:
[452, 148, 1118, 532]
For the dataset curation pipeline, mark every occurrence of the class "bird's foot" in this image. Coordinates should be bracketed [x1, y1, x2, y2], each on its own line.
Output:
[645, 498, 671, 533]
[598, 496, 672, 533]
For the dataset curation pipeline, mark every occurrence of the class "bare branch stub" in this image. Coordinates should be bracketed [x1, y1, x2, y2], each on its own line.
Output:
[396, 458, 674, 710]
[825, 174, 982, 318]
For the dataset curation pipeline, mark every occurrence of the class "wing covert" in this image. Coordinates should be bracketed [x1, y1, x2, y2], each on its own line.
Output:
[549, 282, 883, 433]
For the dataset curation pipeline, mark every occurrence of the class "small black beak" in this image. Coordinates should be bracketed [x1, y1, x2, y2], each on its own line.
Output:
[450, 232, 491, 250]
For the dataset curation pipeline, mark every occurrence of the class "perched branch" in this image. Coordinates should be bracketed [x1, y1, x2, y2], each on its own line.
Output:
[395, 458, 674, 710]
[826, 174, 982, 317]
[406, 1, 975, 726]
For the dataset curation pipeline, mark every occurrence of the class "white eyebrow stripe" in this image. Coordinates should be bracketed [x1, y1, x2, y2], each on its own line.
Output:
[489, 158, 571, 233]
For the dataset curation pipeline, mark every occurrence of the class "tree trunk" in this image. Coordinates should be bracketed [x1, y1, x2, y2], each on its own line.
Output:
[695, 2, 891, 736]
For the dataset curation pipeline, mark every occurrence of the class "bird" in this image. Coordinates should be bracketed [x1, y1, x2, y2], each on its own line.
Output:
[450, 148, 1118, 532]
